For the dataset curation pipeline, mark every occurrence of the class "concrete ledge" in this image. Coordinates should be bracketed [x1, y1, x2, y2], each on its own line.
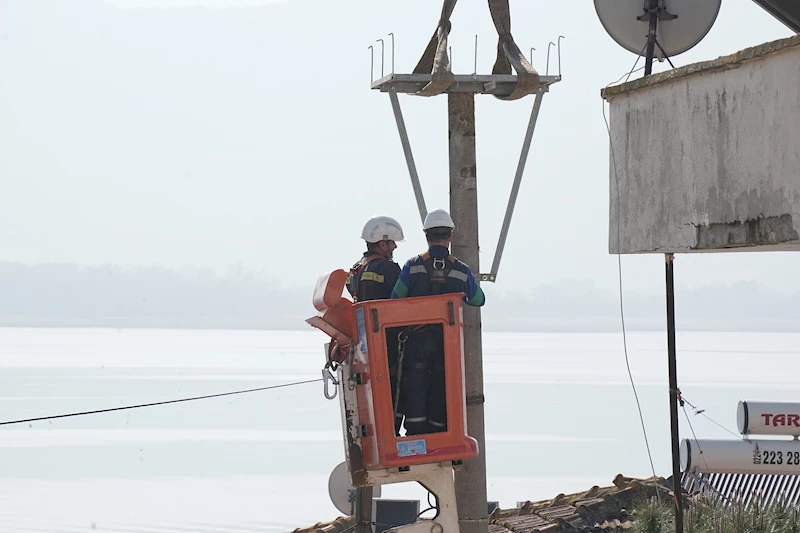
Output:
[602, 34, 800, 100]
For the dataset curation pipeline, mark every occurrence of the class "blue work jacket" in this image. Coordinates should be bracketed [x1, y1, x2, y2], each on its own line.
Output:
[391, 245, 485, 306]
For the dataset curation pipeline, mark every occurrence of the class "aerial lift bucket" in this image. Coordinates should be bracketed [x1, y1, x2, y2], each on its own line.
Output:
[306, 269, 479, 533]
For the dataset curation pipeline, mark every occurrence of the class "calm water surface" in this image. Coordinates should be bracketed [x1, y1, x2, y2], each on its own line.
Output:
[1, 327, 798, 532]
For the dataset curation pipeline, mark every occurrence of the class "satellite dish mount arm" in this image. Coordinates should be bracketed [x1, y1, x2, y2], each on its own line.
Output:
[637, 0, 677, 74]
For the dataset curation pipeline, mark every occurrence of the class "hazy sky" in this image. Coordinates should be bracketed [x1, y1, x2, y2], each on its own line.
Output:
[0, 0, 797, 298]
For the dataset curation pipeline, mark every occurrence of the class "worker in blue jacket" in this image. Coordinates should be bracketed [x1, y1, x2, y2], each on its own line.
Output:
[391, 209, 485, 435]
[346, 215, 406, 435]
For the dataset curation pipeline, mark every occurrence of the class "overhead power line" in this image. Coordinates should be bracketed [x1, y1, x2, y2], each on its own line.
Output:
[0, 378, 322, 427]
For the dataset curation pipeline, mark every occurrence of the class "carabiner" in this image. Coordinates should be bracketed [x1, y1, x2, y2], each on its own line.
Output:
[322, 367, 339, 400]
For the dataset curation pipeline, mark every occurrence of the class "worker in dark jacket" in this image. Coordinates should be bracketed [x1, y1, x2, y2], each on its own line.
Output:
[391, 209, 485, 435]
[346, 215, 404, 302]
[346, 215, 405, 434]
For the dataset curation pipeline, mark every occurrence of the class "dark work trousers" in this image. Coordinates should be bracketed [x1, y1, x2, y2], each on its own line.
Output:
[386, 326, 404, 435]
[400, 325, 445, 436]
[428, 351, 447, 433]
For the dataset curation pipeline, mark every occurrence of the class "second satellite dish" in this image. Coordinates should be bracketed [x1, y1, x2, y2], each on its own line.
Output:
[328, 461, 382, 516]
[595, 0, 722, 57]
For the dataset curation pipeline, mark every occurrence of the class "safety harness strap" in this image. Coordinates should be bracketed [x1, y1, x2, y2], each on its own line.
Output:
[420, 251, 456, 296]
[347, 254, 383, 302]
[419, 252, 457, 263]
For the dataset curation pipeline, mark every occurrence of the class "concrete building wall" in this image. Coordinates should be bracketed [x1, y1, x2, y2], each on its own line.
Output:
[603, 35, 800, 255]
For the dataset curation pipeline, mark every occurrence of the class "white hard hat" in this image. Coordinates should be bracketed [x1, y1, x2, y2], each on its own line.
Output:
[423, 209, 455, 231]
[361, 215, 405, 243]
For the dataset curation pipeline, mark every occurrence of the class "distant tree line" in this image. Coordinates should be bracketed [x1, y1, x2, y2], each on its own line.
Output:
[0, 262, 797, 331]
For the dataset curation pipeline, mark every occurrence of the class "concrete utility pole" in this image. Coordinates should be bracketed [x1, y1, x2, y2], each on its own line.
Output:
[355, 486, 373, 533]
[375, 68, 560, 533]
[367, 8, 562, 533]
[448, 93, 488, 533]
[373, 26, 560, 531]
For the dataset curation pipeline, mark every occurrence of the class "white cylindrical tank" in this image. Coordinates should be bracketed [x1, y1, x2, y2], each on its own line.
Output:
[681, 438, 800, 475]
[737, 400, 800, 436]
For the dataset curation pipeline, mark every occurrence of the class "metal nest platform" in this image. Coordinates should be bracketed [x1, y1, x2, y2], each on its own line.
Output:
[368, 35, 565, 283]
[371, 73, 562, 97]
[373, 70, 562, 284]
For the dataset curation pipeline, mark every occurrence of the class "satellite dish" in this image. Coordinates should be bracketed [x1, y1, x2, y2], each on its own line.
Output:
[595, 0, 722, 58]
[328, 461, 382, 515]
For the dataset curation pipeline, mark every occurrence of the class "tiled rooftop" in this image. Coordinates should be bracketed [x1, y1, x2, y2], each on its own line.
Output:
[487, 474, 672, 533]
[292, 515, 357, 533]
[292, 474, 676, 533]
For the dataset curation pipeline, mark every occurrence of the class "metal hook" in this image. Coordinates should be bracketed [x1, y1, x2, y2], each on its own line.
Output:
[322, 367, 339, 400]
[376, 38, 385, 77]
[546, 42, 555, 76]
[388, 33, 395, 75]
[529, 47, 535, 66]
[368, 45, 374, 83]
[557, 35, 565, 78]
[473, 34, 478, 75]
